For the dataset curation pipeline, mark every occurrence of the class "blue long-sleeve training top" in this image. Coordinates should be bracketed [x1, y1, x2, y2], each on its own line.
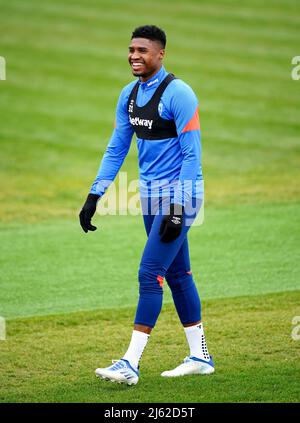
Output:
[90, 65, 203, 206]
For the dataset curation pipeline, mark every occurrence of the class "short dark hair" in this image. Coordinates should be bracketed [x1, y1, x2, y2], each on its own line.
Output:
[131, 25, 166, 48]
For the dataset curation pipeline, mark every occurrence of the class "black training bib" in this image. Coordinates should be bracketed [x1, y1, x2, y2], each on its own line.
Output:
[127, 73, 178, 140]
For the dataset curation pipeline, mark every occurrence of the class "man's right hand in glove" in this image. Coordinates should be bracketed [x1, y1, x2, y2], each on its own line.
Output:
[79, 193, 100, 233]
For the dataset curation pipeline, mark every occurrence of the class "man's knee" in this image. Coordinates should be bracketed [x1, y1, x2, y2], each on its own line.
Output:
[138, 264, 164, 294]
[166, 270, 194, 292]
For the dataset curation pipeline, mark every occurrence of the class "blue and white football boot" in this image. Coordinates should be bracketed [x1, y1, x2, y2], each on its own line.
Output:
[95, 359, 139, 386]
[161, 356, 215, 377]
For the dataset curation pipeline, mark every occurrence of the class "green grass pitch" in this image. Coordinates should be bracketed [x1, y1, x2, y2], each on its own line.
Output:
[0, 0, 300, 402]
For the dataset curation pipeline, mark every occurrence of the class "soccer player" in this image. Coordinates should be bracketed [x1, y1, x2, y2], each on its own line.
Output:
[79, 25, 214, 385]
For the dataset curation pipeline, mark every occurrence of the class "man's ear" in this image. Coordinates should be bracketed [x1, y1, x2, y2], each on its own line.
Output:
[159, 49, 165, 61]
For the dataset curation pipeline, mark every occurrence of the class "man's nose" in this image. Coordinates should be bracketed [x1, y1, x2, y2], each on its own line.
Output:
[130, 51, 141, 60]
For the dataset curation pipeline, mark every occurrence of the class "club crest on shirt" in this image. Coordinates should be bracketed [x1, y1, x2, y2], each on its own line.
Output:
[158, 102, 163, 116]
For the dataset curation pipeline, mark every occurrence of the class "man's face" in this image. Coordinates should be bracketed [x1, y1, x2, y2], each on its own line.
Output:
[128, 38, 165, 82]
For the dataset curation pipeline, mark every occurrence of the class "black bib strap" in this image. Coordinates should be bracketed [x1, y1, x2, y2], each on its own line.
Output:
[147, 73, 175, 105]
[128, 73, 175, 112]
[127, 73, 178, 140]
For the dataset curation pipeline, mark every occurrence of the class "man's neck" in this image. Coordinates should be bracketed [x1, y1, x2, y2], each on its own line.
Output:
[139, 65, 163, 83]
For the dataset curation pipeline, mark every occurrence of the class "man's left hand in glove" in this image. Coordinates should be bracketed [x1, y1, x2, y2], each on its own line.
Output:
[159, 203, 184, 243]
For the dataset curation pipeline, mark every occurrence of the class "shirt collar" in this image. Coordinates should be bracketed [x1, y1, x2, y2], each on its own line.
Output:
[138, 66, 168, 89]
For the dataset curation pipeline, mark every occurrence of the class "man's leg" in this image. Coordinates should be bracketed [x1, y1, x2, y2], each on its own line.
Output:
[134, 197, 195, 332]
[95, 197, 211, 384]
[166, 238, 201, 326]
[162, 238, 214, 376]
[123, 196, 187, 373]
[120, 197, 156, 371]
[95, 196, 172, 385]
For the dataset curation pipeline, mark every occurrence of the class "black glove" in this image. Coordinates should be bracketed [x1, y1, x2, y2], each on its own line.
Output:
[79, 193, 100, 233]
[159, 203, 184, 243]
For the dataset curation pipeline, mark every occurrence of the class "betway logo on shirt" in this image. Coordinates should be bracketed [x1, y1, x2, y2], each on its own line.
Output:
[129, 116, 153, 130]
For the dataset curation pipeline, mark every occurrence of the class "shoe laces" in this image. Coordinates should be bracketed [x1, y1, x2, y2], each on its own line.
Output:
[111, 359, 138, 379]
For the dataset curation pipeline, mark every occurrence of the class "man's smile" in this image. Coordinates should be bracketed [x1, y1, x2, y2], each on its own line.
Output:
[131, 62, 144, 71]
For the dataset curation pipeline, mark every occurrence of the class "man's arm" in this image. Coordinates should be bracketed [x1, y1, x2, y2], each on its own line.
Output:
[79, 87, 134, 233]
[90, 88, 134, 197]
[171, 81, 201, 207]
[159, 82, 201, 243]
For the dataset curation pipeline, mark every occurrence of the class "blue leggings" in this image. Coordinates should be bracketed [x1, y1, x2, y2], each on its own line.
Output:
[134, 197, 202, 328]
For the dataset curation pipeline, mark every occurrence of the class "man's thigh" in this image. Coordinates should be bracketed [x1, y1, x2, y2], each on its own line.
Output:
[140, 196, 202, 276]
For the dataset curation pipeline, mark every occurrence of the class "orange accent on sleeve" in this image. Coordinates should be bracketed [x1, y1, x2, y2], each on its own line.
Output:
[181, 107, 200, 133]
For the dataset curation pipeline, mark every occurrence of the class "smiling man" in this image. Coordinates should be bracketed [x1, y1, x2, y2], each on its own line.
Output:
[79, 25, 214, 385]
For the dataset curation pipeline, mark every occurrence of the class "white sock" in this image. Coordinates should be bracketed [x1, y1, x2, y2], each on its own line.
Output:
[122, 330, 150, 370]
[184, 323, 210, 361]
